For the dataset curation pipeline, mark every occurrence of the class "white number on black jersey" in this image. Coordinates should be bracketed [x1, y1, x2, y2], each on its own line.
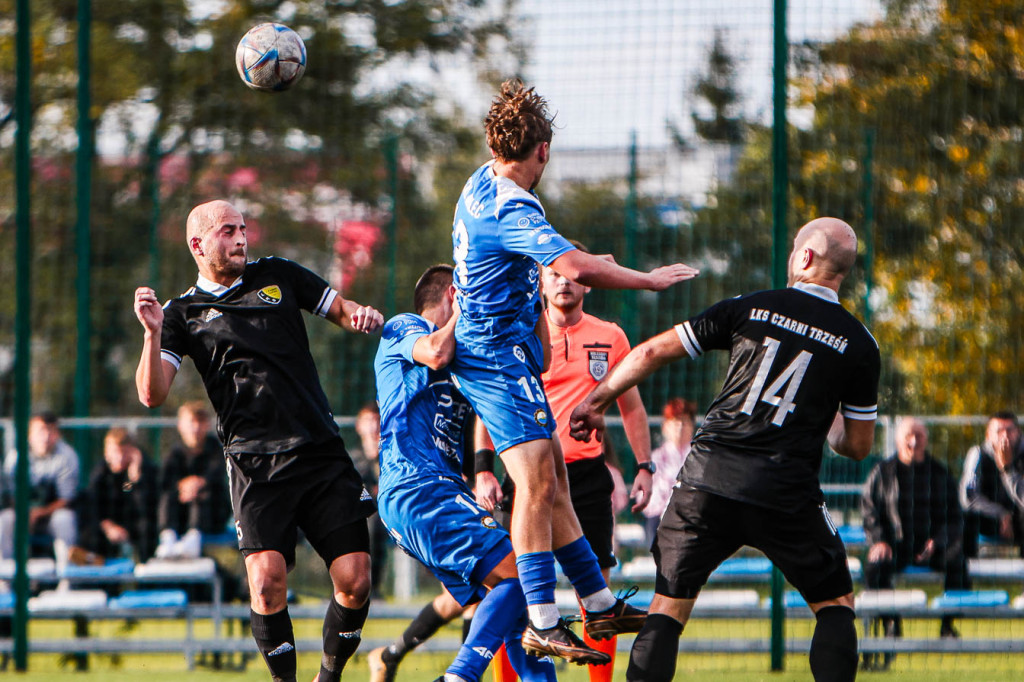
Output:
[740, 336, 813, 426]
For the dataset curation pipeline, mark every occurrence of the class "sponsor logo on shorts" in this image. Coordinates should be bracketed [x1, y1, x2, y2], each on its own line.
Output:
[537, 233, 552, 245]
[513, 345, 526, 363]
[588, 350, 609, 381]
[360, 487, 373, 502]
[534, 409, 548, 427]
[482, 516, 498, 529]
[257, 285, 282, 304]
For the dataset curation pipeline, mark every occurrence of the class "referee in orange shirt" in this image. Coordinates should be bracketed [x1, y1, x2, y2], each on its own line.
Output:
[476, 240, 656, 682]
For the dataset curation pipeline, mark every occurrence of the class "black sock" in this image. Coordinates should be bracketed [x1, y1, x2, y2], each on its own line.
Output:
[383, 601, 448, 664]
[319, 598, 369, 682]
[461, 615, 474, 643]
[250, 608, 296, 682]
[809, 605, 857, 682]
[626, 613, 684, 682]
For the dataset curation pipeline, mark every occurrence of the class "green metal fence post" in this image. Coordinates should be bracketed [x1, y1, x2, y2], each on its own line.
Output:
[770, 0, 789, 671]
[861, 128, 876, 327]
[74, 0, 94, 478]
[622, 130, 639, 344]
[385, 135, 399, 319]
[13, 0, 33, 670]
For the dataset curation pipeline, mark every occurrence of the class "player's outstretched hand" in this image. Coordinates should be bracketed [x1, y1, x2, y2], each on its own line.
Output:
[350, 306, 384, 333]
[134, 287, 164, 333]
[569, 402, 606, 443]
[645, 263, 700, 291]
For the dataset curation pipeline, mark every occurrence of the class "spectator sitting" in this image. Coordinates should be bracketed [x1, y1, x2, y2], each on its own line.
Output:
[79, 427, 160, 563]
[156, 401, 231, 559]
[0, 412, 79, 561]
[960, 411, 1024, 557]
[642, 398, 696, 548]
[862, 416, 969, 638]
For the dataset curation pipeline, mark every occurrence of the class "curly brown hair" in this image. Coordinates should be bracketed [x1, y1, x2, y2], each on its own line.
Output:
[484, 79, 554, 162]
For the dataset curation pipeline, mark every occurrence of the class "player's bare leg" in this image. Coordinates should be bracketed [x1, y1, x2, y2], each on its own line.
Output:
[548, 437, 646, 640]
[807, 593, 858, 682]
[625, 593, 696, 682]
[246, 551, 297, 682]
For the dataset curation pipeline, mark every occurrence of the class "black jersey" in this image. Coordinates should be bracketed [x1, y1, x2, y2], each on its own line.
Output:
[675, 282, 879, 511]
[161, 257, 341, 455]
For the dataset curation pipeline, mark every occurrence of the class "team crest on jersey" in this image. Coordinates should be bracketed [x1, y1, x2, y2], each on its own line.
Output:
[481, 516, 498, 530]
[533, 409, 548, 427]
[588, 351, 609, 381]
[257, 285, 282, 304]
[513, 345, 526, 363]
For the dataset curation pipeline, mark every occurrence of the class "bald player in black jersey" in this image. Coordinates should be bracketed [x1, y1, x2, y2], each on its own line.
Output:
[570, 218, 879, 682]
[134, 200, 382, 682]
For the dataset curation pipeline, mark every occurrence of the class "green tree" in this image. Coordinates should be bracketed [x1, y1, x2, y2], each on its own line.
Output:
[0, 0, 513, 417]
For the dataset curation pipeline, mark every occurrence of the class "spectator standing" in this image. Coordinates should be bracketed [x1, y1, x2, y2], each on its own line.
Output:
[0, 412, 79, 561]
[960, 411, 1024, 556]
[642, 398, 696, 547]
[862, 416, 969, 637]
[157, 401, 231, 558]
[80, 428, 160, 562]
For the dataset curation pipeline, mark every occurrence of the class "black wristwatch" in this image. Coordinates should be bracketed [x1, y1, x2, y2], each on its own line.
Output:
[636, 461, 657, 474]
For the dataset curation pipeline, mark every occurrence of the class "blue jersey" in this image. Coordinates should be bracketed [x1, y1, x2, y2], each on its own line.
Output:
[452, 162, 575, 345]
[374, 313, 474, 487]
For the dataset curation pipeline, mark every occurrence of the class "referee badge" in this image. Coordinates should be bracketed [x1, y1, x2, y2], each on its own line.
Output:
[588, 350, 609, 381]
[257, 285, 282, 304]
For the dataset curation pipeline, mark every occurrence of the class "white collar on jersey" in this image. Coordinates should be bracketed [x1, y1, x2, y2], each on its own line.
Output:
[195, 273, 243, 296]
[792, 281, 839, 303]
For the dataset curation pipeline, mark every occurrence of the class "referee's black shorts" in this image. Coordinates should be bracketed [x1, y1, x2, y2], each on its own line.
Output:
[566, 455, 617, 570]
[227, 437, 376, 569]
[653, 485, 852, 603]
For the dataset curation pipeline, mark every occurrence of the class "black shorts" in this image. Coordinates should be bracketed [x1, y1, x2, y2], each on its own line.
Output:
[227, 438, 376, 568]
[653, 485, 852, 603]
[567, 456, 616, 570]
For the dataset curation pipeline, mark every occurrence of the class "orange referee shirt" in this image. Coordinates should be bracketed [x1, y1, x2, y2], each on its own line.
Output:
[542, 311, 632, 464]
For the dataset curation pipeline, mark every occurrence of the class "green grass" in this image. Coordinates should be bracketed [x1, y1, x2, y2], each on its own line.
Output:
[5, 614, 1023, 680]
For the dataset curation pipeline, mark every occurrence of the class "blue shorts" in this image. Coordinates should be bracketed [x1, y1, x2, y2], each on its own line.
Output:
[377, 474, 512, 606]
[451, 333, 555, 454]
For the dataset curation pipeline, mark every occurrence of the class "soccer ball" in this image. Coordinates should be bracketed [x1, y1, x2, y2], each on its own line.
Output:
[235, 23, 307, 92]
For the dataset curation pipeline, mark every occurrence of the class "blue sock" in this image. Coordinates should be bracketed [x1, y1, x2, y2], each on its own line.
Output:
[448, 578, 527, 682]
[515, 552, 557, 607]
[504, 615, 558, 682]
[554, 536, 607, 599]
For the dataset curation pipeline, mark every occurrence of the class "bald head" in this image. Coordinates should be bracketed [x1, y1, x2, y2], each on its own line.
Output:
[788, 217, 858, 288]
[186, 200, 248, 284]
[895, 417, 928, 465]
[187, 200, 241, 244]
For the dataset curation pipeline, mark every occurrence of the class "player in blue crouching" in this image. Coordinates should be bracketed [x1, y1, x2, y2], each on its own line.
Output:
[374, 264, 557, 682]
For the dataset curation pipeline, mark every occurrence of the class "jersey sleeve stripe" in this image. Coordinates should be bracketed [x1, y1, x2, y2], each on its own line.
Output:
[315, 288, 338, 317]
[841, 403, 877, 420]
[160, 349, 182, 370]
[674, 322, 703, 358]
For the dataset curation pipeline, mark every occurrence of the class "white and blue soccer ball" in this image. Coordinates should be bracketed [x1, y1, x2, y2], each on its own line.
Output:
[235, 23, 307, 92]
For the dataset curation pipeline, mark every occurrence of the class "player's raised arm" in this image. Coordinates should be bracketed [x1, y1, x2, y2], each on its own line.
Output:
[134, 287, 178, 407]
[570, 328, 690, 443]
[412, 292, 460, 370]
[548, 248, 698, 292]
[328, 295, 384, 333]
